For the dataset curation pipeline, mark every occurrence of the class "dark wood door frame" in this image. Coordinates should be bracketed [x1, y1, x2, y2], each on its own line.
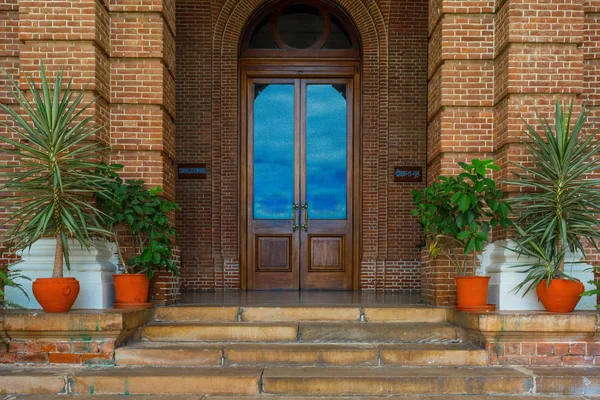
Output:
[240, 59, 362, 291]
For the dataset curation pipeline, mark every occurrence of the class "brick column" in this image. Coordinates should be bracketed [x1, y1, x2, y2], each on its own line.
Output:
[425, 0, 495, 305]
[583, 1, 600, 272]
[0, 0, 20, 268]
[108, 0, 176, 197]
[109, 0, 178, 304]
[494, 0, 584, 198]
[18, 0, 111, 146]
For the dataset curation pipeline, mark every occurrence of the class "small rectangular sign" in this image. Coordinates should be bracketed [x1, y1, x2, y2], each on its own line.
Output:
[178, 163, 207, 179]
[394, 166, 422, 182]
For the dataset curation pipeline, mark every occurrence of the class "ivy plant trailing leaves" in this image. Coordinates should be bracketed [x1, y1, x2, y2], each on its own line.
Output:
[411, 159, 512, 276]
[96, 163, 180, 279]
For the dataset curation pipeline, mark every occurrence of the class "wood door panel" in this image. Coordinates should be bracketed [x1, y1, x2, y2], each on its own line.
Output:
[308, 236, 344, 272]
[299, 78, 353, 291]
[245, 76, 355, 291]
[256, 236, 292, 272]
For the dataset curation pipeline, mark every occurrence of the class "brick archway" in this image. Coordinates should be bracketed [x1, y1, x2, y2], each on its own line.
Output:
[209, 0, 389, 289]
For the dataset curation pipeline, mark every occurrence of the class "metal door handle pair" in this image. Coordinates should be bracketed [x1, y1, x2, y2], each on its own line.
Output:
[291, 203, 308, 232]
[301, 203, 309, 231]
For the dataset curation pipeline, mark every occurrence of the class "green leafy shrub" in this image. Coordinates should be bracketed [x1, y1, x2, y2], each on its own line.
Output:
[412, 159, 512, 276]
[96, 164, 180, 279]
[581, 275, 599, 308]
[0, 269, 29, 309]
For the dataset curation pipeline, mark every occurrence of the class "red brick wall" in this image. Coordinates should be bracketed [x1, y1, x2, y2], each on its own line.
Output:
[2, 0, 598, 302]
[0, 0, 180, 303]
[175, 0, 429, 292]
[425, 0, 600, 305]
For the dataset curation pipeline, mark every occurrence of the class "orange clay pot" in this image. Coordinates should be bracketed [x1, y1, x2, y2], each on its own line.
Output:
[536, 278, 584, 313]
[113, 274, 151, 309]
[455, 276, 490, 311]
[32, 277, 80, 313]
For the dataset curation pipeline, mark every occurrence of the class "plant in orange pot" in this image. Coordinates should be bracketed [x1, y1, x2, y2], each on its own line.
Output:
[510, 101, 600, 313]
[412, 159, 512, 312]
[0, 63, 111, 313]
[96, 166, 180, 309]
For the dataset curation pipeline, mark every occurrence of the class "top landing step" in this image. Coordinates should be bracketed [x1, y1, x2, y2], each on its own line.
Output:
[165, 291, 444, 323]
[155, 306, 449, 323]
[179, 290, 424, 307]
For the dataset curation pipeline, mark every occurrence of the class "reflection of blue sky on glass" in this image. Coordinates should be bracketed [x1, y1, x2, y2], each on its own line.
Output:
[254, 84, 295, 219]
[306, 85, 347, 219]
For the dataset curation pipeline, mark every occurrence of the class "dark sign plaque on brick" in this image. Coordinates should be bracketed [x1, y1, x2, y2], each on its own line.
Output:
[394, 166, 422, 182]
[178, 163, 207, 179]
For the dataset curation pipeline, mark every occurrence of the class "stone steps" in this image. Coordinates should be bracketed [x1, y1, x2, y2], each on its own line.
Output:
[154, 305, 448, 323]
[5, 396, 599, 400]
[1, 366, 598, 396]
[142, 322, 458, 343]
[6, 396, 599, 400]
[116, 342, 487, 367]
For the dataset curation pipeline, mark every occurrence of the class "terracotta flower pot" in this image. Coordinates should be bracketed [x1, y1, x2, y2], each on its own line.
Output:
[455, 276, 491, 311]
[113, 274, 151, 309]
[536, 278, 584, 313]
[32, 277, 80, 313]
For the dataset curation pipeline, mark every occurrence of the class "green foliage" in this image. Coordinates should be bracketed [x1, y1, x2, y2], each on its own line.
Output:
[0, 63, 110, 276]
[581, 274, 600, 308]
[510, 100, 600, 295]
[0, 268, 30, 309]
[412, 159, 512, 276]
[96, 164, 180, 279]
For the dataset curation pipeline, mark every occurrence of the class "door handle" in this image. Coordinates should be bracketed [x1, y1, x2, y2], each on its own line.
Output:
[292, 203, 299, 232]
[301, 202, 309, 232]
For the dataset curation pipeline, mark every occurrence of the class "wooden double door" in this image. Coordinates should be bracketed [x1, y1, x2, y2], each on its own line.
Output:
[246, 77, 354, 290]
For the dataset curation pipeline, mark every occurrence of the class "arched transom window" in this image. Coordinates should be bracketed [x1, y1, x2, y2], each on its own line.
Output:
[241, 0, 360, 58]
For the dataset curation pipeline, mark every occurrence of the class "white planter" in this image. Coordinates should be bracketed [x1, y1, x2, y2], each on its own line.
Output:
[5, 238, 119, 309]
[482, 240, 597, 310]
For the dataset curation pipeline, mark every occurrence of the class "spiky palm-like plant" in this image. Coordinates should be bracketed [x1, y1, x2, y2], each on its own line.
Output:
[511, 100, 600, 294]
[0, 63, 110, 278]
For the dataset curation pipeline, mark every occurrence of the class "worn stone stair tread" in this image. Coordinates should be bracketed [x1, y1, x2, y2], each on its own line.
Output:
[0, 367, 73, 395]
[261, 366, 532, 395]
[362, 307, 448, 322]
[115, 342, 225, 366]
[154, 305, 449, 323]
[378, 343, 487, 365]
[530, 367, 600, 395]
[298, 322, 458, 343]
[6, 396, 599, 400]
[71, 367, 263, 395]
[154, 306, 240, 322]
[224, 342, 378, 365]
[225, 342, 484, 366]
[143, 322, 299, 342]
[206, 397, 599, 400]
[116, 341, 485, 367]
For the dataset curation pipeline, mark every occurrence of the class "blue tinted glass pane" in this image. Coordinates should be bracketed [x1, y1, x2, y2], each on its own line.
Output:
[253, 84, 295, 219]
[306, 84, 347, 220]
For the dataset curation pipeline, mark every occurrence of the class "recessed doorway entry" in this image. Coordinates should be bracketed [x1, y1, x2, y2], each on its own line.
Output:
[240, 0, 361, 290]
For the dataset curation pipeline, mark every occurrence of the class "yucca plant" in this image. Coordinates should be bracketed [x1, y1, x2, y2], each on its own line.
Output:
[0, 63, 110, 279]
[510, 100, 600, 295]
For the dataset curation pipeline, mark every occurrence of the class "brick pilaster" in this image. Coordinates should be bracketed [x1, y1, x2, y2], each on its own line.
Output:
[108, 0, 176, 199]
[494, 0, 584, 199]
[425, 0, 495, 305]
